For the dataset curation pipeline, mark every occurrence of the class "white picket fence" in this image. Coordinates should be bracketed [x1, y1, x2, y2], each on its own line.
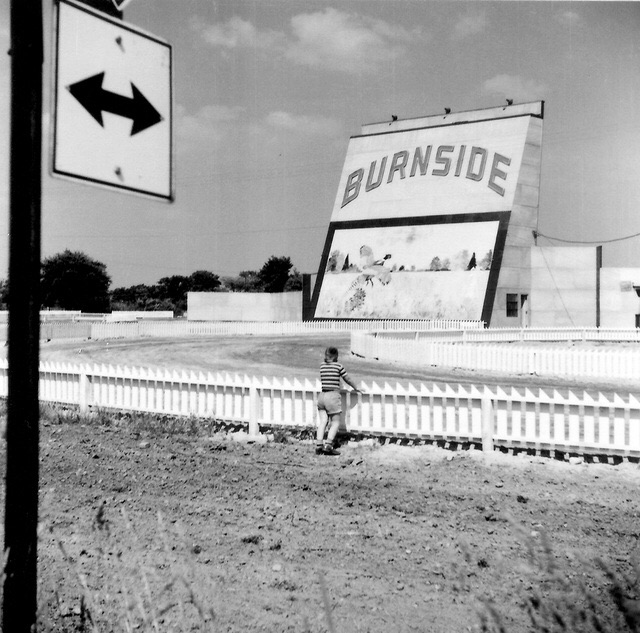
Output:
[6, 320, 640, 347]
[414, 327, 640, 343]
[0, 319, 484, 342]
[0, 360, 638, 458]
[88, 319, 483, 339]
[351, 332, 640, 380]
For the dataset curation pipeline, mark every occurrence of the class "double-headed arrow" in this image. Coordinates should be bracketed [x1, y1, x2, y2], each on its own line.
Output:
[67, 72, 162, 136]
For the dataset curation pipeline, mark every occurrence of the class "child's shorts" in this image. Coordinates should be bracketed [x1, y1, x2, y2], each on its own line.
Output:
[317, 391, 342, 416]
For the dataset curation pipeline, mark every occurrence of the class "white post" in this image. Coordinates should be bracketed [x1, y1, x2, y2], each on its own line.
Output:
[481, 396, 494, 453]
[78, 371, 92, 414]
[248, 385, 260, 437]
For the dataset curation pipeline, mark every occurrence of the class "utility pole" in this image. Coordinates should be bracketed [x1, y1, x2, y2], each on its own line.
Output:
[4, 1, 43, 631]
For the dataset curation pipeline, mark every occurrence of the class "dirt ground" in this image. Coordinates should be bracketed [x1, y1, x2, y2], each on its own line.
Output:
[2, 335, 640, 632]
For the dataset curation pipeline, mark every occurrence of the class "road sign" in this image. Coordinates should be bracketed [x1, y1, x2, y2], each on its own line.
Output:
[52, 0, 173, 200]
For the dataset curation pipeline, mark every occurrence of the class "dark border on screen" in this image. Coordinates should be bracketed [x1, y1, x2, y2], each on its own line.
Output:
[309, 211, 511, 326]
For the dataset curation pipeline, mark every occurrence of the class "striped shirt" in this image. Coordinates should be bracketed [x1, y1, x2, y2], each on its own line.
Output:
[320, 361, 348, 391]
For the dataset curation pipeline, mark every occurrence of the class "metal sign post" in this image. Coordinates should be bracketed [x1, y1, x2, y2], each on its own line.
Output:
[4, 2, 43, 631]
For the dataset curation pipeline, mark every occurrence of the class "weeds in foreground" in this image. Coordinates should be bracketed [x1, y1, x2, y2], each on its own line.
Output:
[38, 403, 226, 437]
[37, 500, 339, 633]
[38, 503, 216, 633]
[474, 521, 640, 633]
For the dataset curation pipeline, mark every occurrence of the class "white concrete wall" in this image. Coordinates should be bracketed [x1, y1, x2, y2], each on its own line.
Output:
[187, 292, 302, 322]
[530, 247, 597, 327]
[490, 115, 543, 328]
[0, 310, 83, 323]
[600, 268, 640, 328]
[106, 311, 174, 321]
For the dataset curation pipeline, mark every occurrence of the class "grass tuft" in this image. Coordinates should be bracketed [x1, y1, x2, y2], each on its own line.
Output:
[37, 402, 229, 438]
[475, 522, 640, 633]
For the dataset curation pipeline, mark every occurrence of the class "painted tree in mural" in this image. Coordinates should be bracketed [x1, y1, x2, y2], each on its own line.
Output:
[0, 279, 8, 309]
[326, 251, 339, 272]
[479, 250, 493, 270]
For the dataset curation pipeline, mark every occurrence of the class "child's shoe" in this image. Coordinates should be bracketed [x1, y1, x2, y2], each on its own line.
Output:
[322, 443, 340, 456]
[315, 444, 324, 455]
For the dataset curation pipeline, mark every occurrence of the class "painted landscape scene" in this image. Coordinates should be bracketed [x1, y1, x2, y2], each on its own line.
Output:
[314, 222, 498, 319]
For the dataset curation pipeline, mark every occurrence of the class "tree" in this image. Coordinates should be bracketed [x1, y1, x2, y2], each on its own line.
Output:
[223, 270, 263, 292]
[259, 256, 292, 293]
[156, 275, 191, 313]
[284, 268, 303, 291]
[111, 284, 161, 311]
[221, 257, 301, 293]
[41, 250, 111, 312]
[188, 270, 221, 292]
[111, 269, 222, 313]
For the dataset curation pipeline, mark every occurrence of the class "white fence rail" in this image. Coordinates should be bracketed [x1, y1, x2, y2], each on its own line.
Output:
[352, 332, 640, 380]
[0, 360, 638, 458]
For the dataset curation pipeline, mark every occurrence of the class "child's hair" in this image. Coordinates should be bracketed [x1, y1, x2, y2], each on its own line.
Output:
[324, 346, 339, 361]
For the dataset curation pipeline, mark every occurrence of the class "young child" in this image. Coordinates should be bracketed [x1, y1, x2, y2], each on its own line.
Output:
[316, 346, 361, 455]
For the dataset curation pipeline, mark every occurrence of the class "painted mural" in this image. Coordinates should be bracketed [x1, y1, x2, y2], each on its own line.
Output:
[314, 220, 500, 319]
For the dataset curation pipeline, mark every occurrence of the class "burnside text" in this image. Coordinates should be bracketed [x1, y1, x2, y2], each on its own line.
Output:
[341, 144, 511, 208]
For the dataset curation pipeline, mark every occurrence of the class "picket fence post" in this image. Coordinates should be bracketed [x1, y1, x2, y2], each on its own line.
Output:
[78, 369, 92, 413]
[248, 384, 260, 437]
[481, 396, 494, 452]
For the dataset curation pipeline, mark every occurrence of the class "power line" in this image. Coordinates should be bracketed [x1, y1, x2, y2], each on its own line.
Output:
[535, 230, 640, 245]
[47, 224, 328, 239]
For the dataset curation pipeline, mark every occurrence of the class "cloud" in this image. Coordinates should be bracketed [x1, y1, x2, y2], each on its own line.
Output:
[195, 9, 419, 75]
[286, 8, 417, 74]
[193, 16, 284, 50]
[176, 104, 245, 152]
[483, 74, 548, 102]
[555, 11, 581, 28]
[176, 105, 341, 158]
[452, 12, 487, 39]
[265, 111, 341, 137]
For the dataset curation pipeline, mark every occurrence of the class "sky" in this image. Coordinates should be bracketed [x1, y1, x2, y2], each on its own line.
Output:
[1, 0, 639, 289]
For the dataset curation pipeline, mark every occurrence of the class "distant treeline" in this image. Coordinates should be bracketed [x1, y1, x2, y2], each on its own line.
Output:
[0, 251, 302, 316]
